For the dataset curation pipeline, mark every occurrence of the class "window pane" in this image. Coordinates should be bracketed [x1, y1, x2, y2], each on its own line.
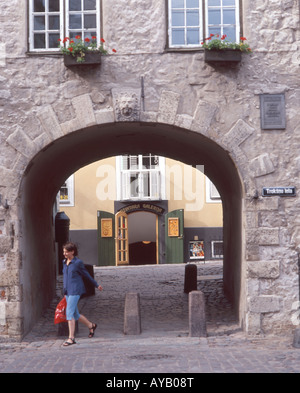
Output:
[84, 0, 96, 10]
[208, 9, 221, 24]
[187, 28, 199, 44]
[49, 0, 60, 12]
[69, 0, 82, 11]
[172, 0, 184, 8]
[69, 14, 82, 29]
[207, 0, 220, 5]
[49, 33, 60, 47]
[34, 16, 45, 30]
[34, 33, 45, 48]
[172, 29, 185, 45]
[208, 27, 221, 37]
[34, 0, 45, 12]
[223, 0, 235, 5]
[49, 15, 60, 30]
[187, 10, 199, 26]
[172, 10, 184, 26]
[186, 0, 199, 7]
[130, 174, 139, 197]
[223, 9, 235, 24]
[84, 31, 97, 40]
[223, 26, 235, 41]
[84, 14, 96, 29]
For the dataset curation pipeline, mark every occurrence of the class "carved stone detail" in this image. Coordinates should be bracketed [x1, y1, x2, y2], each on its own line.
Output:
[112, 89, 141, 122]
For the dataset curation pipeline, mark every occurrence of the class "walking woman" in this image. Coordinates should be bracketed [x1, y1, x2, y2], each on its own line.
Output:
[62, 242, 103, 346]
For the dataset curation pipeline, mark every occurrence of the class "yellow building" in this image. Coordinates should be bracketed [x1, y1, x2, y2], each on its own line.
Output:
[60, 155, 223, 265]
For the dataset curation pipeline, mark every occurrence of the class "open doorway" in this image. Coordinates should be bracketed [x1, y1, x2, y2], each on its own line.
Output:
[128, 211, 157, 265]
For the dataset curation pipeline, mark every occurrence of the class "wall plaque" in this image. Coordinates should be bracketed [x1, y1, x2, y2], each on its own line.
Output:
[260, 94, 286, 130]
[101, 218, 113, 237]
[168, 217, 179, 237]
[262, 187, 296, 197]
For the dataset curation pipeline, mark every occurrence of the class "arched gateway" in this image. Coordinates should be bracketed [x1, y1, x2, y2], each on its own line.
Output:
[0, 90, 297, 339]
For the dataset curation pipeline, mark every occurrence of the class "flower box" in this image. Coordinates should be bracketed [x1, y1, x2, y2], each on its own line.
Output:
[204, 49, 242, 63]
[64, 52, 102, 67]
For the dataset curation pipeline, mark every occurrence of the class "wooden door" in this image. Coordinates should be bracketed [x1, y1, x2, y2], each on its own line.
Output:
[115, 211, 129, 265]
[165, 209, 184, 264]
[97, 211, 115, 266]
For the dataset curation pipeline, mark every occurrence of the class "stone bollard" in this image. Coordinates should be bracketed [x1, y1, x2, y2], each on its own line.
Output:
[293, 328, 300, 348]
[189, 290, 207, 337]
[124, 292, 141, 335]
[184, 263, 197, 293]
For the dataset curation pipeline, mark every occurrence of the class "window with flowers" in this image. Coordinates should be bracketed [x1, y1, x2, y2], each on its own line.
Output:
[168, 0, 241, 48]
[59, 175, 74, 206]
[28, 0, 101, 52]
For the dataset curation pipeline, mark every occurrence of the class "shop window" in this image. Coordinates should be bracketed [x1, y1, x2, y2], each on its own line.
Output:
[28, 0, 101, 52]
[117, 155, 165, 201]
[211, 240, 223, 258]
[168, 0, 240, 48]
[59, 175, 74, 206]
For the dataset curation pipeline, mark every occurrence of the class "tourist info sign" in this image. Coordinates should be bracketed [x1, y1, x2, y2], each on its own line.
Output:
[262, 187, 296, 197]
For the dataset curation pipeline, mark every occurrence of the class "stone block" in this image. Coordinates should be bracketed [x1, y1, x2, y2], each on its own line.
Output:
[95, 108, 115, 125]
[247, 260, 280, 279]
[222, 119, 254, 148]
[72, 94, 96, 128]
[189, 291, 207, 337]
[191, 100, 218, 135]
[157, 90, 180, 125]
[249, 153, 275, 178]
[249, 295, 282, 313]
[6, 127, 36, 159]
[37, 106, 63, 140]
[124, 292, 141, 335]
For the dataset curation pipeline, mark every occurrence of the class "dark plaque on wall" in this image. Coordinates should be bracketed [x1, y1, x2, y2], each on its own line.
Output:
[260, 93, 286, 130]
[262, 187, 296, 197]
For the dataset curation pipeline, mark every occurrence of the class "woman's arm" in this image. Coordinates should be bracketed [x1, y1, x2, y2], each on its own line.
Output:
[78, 260, 103, 290]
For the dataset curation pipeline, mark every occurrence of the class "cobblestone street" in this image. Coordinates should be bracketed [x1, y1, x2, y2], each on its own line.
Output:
[1, 262, 300, 374]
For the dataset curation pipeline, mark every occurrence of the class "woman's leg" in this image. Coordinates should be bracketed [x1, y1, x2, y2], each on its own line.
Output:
[68, 319, 76, 338]
[78, 314, 93, 329]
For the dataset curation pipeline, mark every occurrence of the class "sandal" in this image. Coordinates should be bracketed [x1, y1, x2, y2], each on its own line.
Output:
[63, 338, 76, 346]
[88, 323, 97, 338]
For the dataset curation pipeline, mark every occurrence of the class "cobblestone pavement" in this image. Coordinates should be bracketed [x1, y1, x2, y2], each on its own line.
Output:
[1, 262, 300, 374]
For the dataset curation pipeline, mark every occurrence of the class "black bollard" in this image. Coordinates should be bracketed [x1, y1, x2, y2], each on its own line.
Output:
[184, 263, 197, 293]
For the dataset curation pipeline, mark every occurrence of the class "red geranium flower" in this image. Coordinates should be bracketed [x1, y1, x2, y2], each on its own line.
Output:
[100, 38, 105, 43]
[75, 35, 81, 39]
[85, 37, 90, 42]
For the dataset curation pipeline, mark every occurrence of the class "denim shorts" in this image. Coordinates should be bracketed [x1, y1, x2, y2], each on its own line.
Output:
[65, 295, 81, 321]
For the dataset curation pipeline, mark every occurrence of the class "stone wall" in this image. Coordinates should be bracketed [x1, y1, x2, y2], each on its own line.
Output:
[0, 0, 299, 339]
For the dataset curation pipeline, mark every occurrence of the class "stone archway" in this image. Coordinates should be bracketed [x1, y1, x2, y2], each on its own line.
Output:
[3, 90, 266, 339]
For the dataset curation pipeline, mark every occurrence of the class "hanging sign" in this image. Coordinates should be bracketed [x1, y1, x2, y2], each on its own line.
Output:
[262, 187, 296, 197]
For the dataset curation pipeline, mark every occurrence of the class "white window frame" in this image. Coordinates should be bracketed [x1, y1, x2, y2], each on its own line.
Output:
[29, 0, 64, 52]
[168, 0, 203, 48]
[205, 0, 240, 44]
[65, 0, 101, 45]
[116, 155, 165, 201]
[29, 0, 101, 52]
[59, 175, 74, 206]
[168, 0, 240, 49]
[205, 177, 221, 203]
